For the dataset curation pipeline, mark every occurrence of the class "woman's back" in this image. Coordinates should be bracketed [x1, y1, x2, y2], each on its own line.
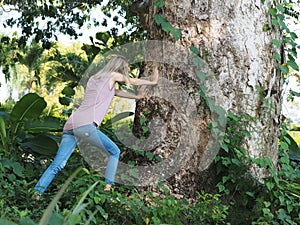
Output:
[63, 75, 115, 130]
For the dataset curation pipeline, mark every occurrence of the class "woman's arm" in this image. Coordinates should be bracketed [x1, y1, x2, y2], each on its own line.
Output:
[114, 89, 145, 99]
[112, 65, 159, 86]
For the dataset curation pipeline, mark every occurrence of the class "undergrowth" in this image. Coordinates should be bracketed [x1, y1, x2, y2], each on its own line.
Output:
[1, 113, 300, 225]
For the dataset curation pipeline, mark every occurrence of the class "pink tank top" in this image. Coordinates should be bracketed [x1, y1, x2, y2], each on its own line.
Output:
[63, 76, 115, 130]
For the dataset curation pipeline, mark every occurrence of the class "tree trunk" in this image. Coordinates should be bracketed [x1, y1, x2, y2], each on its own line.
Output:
[134, 0, 283, 197]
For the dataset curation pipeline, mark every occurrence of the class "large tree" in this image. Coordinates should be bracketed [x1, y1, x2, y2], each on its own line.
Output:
[129, 0, 290, 197]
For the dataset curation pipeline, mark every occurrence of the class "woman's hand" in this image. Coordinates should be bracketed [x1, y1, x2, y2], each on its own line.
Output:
[136, 92, 146, 99]
[113, 64, 159, 86]
[136, 86, 146, 99]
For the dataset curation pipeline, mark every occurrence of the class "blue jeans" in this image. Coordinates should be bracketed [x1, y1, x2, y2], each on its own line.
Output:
[34, 124, 120, 195]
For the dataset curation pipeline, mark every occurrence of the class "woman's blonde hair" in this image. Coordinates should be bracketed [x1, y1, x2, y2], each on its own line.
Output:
[94, 55, 130, 83]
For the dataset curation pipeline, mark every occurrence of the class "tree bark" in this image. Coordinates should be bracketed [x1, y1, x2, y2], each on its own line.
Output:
[134, 0, 283, 197]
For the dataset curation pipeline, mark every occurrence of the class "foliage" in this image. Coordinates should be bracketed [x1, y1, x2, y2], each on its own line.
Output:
[284, 130, 300, 161]
[2, 111, 300, 224]
[0, 0, 146, 107]
[249, 126, 300, 225]
[268, 0, 299, 76]
[153, 0, 181, 41]
[211, 112, 300, 224]
[2, 0, 97, 47]
[1, 0, 144, 49]
[0, 167, 230, 225]
[0, 93, 62, 157]
[212, 113, 263, 224]
[118, 109, 164, 165]
[0, 34, 20, 79]
[154, 14, 181, 41]
[2, 99, 300, 224]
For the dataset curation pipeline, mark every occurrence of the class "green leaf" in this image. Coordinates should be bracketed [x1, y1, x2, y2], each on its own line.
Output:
[287, 60, 299, 71]
[24, 116, 62, 132]
[10, 93, 46, 122]
[279, 64, 289, 74]
[277, 13, 285, 22]
[190, 45, 200, 55]
[290, 90, 300, 97]
[146, 152, 154, 161]
[288, 54, 295, 61]
[262, 24, 271, 32]
[289, 48, 298, 58]
[154, 0, 164, 9]
[96, 205, 108, 220]
[155, 155, 162, 162]
[290, 32, 298, 40]
[221, 143, 229, 153]
[245, 191, 255, 198]
[68, 213, 82, 225]
[59, 96, 72, 106]
[62, 86, 75, 97]
[12, 162, 24, 177]
[284, 132, 300, 153]
[19, 134, 58, 156]
[143, 109, 151, 115]
[142, 126, 149, 133]
[171, 28, 181, 41]
[135, 149, 145, 156]
[222, 176, 230, 184]
[0, 219, 18, 225]
[192, 56, 206, 67]
[217, 183, 226, 192]
[48, 212, 64, 225]
[0, 115, 7, 149]
[272, 39, 281, 48]
[196, 71, 206, 82]
[274, 52, 281, 61]
[288, 150, 300, 162]
[0, 116, 6, 139]
[231, 158, 241, 165]
[161, 21, 173, 33]
[277, 208, 288, 220]
[110, 111, 134, 124]
[7, 173, 16, 182]
[154, 14, 166, 25]
[276, 4, 285, 13]
[228, 112, 239, 121]
[266, 182, 275, 191]
[19, 217, 37, 225]
[10, 93, 47, 135]
[269, 8, 277, 17]
[272, 18, 280, 29]
[280, 142, 289, 151]
[101, 111, 134, 129]
[139, 117, 147, 125]
[95, 32, 111, 44]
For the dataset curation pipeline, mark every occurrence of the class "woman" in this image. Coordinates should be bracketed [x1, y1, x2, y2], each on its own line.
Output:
[34, 56, 159, 198]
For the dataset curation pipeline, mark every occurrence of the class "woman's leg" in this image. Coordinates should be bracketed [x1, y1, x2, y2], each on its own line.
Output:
[34, 130, 77, 195]
[96, 129, 120, 184]
[74, 125, 120, 185]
